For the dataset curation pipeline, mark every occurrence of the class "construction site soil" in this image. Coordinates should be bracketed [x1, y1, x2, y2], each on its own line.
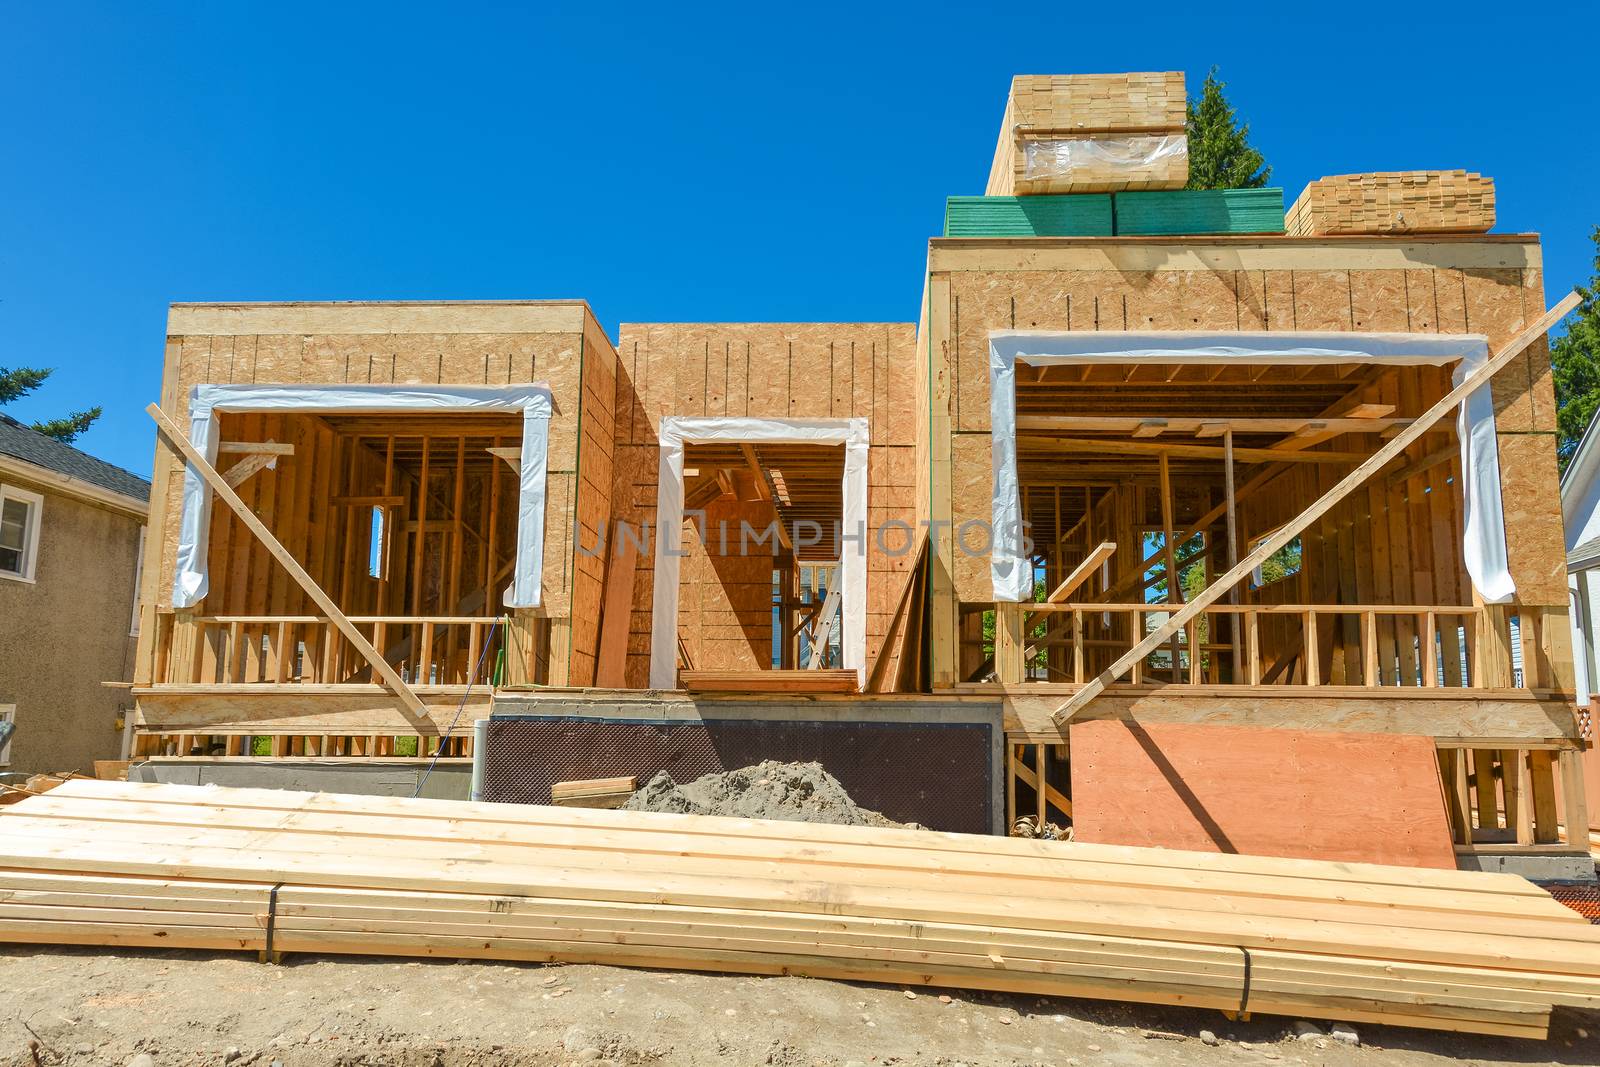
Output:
[3, 947, 1597, 1067]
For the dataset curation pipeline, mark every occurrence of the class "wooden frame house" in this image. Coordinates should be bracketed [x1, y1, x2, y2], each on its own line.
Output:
[122, 74, 1593, 873]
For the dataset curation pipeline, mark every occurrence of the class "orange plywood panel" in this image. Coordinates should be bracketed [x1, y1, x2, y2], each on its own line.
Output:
[1069, 721, 1457, 869]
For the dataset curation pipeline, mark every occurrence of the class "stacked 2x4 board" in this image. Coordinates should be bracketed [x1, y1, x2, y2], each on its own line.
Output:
[2, 780, 1598, 1039]
[987, 73, 1189, 195]
[1287, 171, 1496, 236]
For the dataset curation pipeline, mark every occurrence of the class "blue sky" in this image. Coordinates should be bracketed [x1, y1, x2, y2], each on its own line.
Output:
[4, 2, 1597, 477]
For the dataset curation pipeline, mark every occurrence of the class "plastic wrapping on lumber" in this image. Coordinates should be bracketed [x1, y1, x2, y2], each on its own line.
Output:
[1021, 134, 1187, 184]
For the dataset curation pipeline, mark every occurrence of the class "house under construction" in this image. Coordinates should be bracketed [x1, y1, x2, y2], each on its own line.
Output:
[122, 72, 1593, 878]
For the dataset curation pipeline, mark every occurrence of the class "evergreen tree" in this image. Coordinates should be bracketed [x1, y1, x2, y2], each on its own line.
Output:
[0, 366, 102, 444]
[1552, 227, 1600, 471]
[1185, 68, 1271, 190]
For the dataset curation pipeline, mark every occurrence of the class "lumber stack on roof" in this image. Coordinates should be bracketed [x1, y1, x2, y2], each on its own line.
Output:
[988, 73, 1188, 195]
[1111, 188, 1285, 236]
[1286, 171, 1495, 236]
[944, 195, 1114, 237]
[3, 781, 1600, 1038]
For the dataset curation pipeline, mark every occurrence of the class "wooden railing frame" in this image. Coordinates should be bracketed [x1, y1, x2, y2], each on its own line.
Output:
[150, 612, 507, 689]
[977, 601, 1517, 689]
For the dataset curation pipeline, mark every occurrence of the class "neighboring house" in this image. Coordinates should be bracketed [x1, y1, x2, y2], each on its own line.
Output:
[0, 413, 150, 773]
[1559, 410, 1600, 834]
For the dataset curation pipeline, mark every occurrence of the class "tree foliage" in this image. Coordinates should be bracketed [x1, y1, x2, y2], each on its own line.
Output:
[1552, 227, 1600, 472]
[0, 366, 101, 444]
[1185, 68, 1271, 191]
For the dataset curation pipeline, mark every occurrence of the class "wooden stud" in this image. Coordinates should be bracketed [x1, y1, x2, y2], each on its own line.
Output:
[145, 404, 430, 724]
[1053, 293, 1580, 725]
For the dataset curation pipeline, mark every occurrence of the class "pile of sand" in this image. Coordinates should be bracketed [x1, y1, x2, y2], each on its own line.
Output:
[623, 761, 914, 829]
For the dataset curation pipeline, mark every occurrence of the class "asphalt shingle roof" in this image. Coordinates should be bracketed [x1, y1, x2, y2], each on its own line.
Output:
[0, 413, 151, 503]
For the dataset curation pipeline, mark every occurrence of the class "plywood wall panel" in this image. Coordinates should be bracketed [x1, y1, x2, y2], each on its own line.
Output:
[950, 433, 994, 603]
[1261, 270, 1297, 330]
[1463, 268, 1534, 431]
[1519, 269, 1558, 433]
[1234, 270, 1268, 330]
[1349, 271, 1410, 332]
[1430, 268, 1470, 334]
[613, 322, 918, 686]
[1496, 432, 1569, 604]
[1289, 270, 1353, 331]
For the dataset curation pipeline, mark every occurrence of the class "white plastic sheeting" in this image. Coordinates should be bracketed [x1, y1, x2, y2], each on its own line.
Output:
[1020, 133, 1187, 184]
[172, 383, 554, 610]
[986, 331, 1513, 604]
[649, 417, 871, 690]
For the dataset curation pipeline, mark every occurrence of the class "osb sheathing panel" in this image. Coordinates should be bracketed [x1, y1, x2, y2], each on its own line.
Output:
[566, 316, 621, 684]
[145, 304, 601, 629]
[932, 244, 1558, 604]
[676, 494, 777, 671]
[1496, 432, 1569, 604]
[611, 323, 918, 688]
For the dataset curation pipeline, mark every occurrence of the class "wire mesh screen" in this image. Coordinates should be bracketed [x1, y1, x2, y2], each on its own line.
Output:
[481, 717, 994, 835]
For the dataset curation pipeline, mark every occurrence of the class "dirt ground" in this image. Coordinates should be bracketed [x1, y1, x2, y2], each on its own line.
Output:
[2, 947, 1596, 1067]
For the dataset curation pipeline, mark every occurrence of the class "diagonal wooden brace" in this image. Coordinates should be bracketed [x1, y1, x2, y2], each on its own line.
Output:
[147, 404, 433, 727]
[1052, 293, 1581, 727]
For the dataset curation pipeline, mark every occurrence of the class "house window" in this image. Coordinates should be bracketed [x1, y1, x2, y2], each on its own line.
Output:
[0, 705, 14, 767]
[0, 485, 43, 583]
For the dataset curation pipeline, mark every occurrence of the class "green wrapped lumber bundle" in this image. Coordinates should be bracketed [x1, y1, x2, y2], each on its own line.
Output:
[1113, 188, 1285, 235]
[944, 195, 1112, 237]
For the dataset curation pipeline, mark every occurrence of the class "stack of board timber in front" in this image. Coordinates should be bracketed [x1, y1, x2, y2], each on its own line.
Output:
[988, 73, 1188, 195]
[1286, 171, 1495, 235]
[3, 781, 1600, 1039]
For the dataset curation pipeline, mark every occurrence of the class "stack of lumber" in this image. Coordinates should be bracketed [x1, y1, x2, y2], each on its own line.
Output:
[1112, 189, 1285, 236]
[550, 775, 637, 809]
[678, 669, 858, 694]
[944, 195, 1113, 237]
[988, 73, 1188, 195]
[3, 781, 1599, 1039]
[1286, 171, 1495, 236]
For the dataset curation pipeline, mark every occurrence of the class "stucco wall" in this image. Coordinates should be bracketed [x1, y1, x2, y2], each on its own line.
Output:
[0, 472, 142, 773]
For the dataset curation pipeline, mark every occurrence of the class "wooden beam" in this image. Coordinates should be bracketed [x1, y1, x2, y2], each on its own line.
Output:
[222, 451, 279, 490]
[1019, 542, 1122, 664]
[486, 446, 520, 470]
[595, 529, 639, 688]
[1052, 292, 1581, 726]
[333, 494, 407, 507]
[738, 444, 794, 552]
[1224, 430, 1241, 679]
[1386, 443, 1457, 487]
[1020, 415, 1407, 437]
[1017, 436, 1371, 465]
[145, 404, 431, 725]
[218, 441, 294, 456]
[1158, 454, 1181, 684]
[865, 537, 927, 694]
[807, 585, 842, 669]
[1043, 542, 1117, 605]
